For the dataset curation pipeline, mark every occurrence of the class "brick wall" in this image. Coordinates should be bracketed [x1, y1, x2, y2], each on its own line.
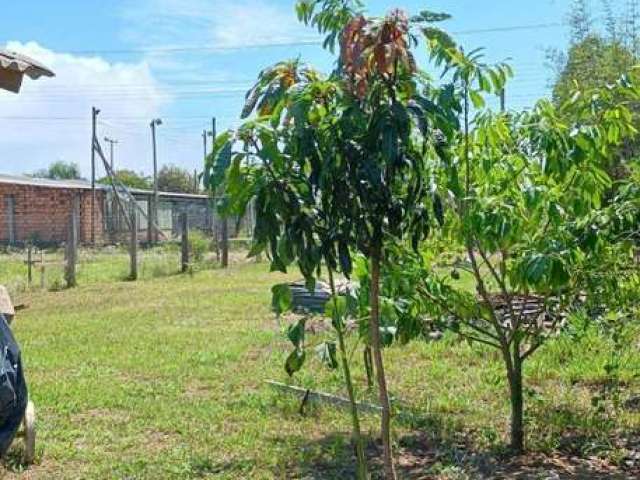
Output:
[0, 183, 106, 245]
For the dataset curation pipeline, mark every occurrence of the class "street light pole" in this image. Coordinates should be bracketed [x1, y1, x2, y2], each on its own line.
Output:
[91, 106, 100, 246]
[150, 118, 162, 244]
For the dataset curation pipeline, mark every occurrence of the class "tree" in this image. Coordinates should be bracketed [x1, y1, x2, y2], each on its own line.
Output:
[97, 169, 151, 190]
[206, 2, 505, 476]
[550, 0, 640, 175]
[204, 60, 370, 478]
[407, 78, 639, 453]
[31, 161, 82, 180]
[157, 164, 198, 193]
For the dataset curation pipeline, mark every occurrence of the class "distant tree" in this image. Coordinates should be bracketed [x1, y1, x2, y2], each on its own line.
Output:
[32, 161, 82, 180]
[98, 169, 151, 190]
[551, 0, 640, 102]
[549, 0, 640, 175]
[157, 164, 197, 194]
[552, 35, 637, 104]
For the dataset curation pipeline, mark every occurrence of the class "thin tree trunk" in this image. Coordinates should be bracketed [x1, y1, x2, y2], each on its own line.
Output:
[328, 270, 368, 480]
[364, 345, 374, 389]
[370, 248, 397, 479]
[506, 350, 525, 454]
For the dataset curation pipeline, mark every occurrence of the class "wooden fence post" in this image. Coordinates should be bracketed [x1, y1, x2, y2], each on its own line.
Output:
[147, 197, 153, 246]
[39, 251, 46, 290]
[129, 207, 138, 281]
[26, 244, 32, 286]
[221, 214, 229, 269]
[181, 212, 189, 273]
[64, 195, 79, 288]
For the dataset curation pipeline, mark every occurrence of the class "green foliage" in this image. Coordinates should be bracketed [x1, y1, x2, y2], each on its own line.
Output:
[98, 169, 151, 190]
[158, 164, 198, 194]
[550, 0, 640, 176]
[296, 0, 364, 51]
[271, 284, 293, 316]
[188, 230, 210, 262]
[32, 161, 82, 180]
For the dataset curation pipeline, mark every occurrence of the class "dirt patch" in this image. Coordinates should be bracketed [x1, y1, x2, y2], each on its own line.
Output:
[142, 429, 178, 454]
[295, 432, 640, 479]
[0, 457, 84, 480]
[184, 380, 213, 400]
[387, 434, 640, 479]
[72, 408, 130, 425]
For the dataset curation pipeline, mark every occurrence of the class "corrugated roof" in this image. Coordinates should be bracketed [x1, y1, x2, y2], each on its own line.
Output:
[0, 173, 209, 200]
[0, 173, 99, 190]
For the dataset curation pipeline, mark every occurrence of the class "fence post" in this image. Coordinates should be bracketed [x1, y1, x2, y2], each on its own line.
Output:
[39, 251, 46, 290]
[26, 244, 32, 286]
[129, 207, 138, 280]
[221, 215, 229, 268]
[64, 195, 79, 288]
[147, 197, 153, 246]
[181, 212, 189, 273]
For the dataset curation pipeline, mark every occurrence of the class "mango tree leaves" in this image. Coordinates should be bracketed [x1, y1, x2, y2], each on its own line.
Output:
[285, 349, 306, 376]
[203, 130, 233, 193]
[272, 284, 293, 316]
[287, 317, 307, 349]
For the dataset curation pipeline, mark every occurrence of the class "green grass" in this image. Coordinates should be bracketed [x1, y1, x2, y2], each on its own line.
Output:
[0, 255, 639, 478]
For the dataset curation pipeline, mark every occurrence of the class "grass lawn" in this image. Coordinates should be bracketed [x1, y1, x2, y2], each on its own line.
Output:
[1, 257, 640, 478]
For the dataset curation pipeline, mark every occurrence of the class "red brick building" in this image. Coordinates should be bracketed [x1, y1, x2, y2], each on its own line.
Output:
[0, 174, 217, 246]
[0, 174, 106, 245]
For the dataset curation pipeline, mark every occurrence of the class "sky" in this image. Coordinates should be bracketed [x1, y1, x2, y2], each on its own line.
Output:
[0, 0, 586, 178]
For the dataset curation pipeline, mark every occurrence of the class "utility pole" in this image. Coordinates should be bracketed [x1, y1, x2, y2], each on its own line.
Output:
[211, 117, 229, 268]
[150, 118, 162, 244]
[91, 106, 100, 246]
[104, 136, 118, 172]
[202, 129, 208, 160]
[201, 126, 213, 193]
[500, 88, 506, 113]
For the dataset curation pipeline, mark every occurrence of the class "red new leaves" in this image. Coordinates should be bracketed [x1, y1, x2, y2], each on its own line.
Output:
[340, 9, 416, 98]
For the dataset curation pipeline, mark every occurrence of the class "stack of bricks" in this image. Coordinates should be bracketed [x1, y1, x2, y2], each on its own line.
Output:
[0, 182, 105, 245]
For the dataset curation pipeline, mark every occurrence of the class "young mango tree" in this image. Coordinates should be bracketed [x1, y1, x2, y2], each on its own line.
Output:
[204, 60, 371, 478]
[207, 1, 509, 475]
[415, 78, 640, 453]
[294, 5, 512, 476]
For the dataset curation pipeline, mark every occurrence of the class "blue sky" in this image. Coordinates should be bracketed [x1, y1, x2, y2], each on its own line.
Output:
[0, 0, 584, 178]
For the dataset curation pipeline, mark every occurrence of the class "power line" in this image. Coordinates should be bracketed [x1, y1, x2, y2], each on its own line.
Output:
[33, 22, 564, 57]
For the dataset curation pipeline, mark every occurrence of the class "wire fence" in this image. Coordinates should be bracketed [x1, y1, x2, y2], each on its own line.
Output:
[0, 237, 258, 298]
[0, 197, 258, 296]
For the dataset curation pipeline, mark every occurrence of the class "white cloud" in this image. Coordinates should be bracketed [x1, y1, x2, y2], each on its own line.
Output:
[0, 41, 169, 177]
[120, 0, 314, 50]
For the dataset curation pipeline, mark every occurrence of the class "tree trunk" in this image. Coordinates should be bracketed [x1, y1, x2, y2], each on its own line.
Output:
[506, 350, 525, 454]
[328, 270, 368, 480]
[370, 248, 397, 479]
[337, 325, 368, 479]
[364, 345, 374, 389]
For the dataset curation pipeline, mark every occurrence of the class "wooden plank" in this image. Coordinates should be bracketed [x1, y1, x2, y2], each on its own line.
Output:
[265, 380, 382, 414]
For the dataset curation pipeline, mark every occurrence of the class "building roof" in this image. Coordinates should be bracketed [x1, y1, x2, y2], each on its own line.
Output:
[0, 173, 99, 190]
[0, 173, 209, 200]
